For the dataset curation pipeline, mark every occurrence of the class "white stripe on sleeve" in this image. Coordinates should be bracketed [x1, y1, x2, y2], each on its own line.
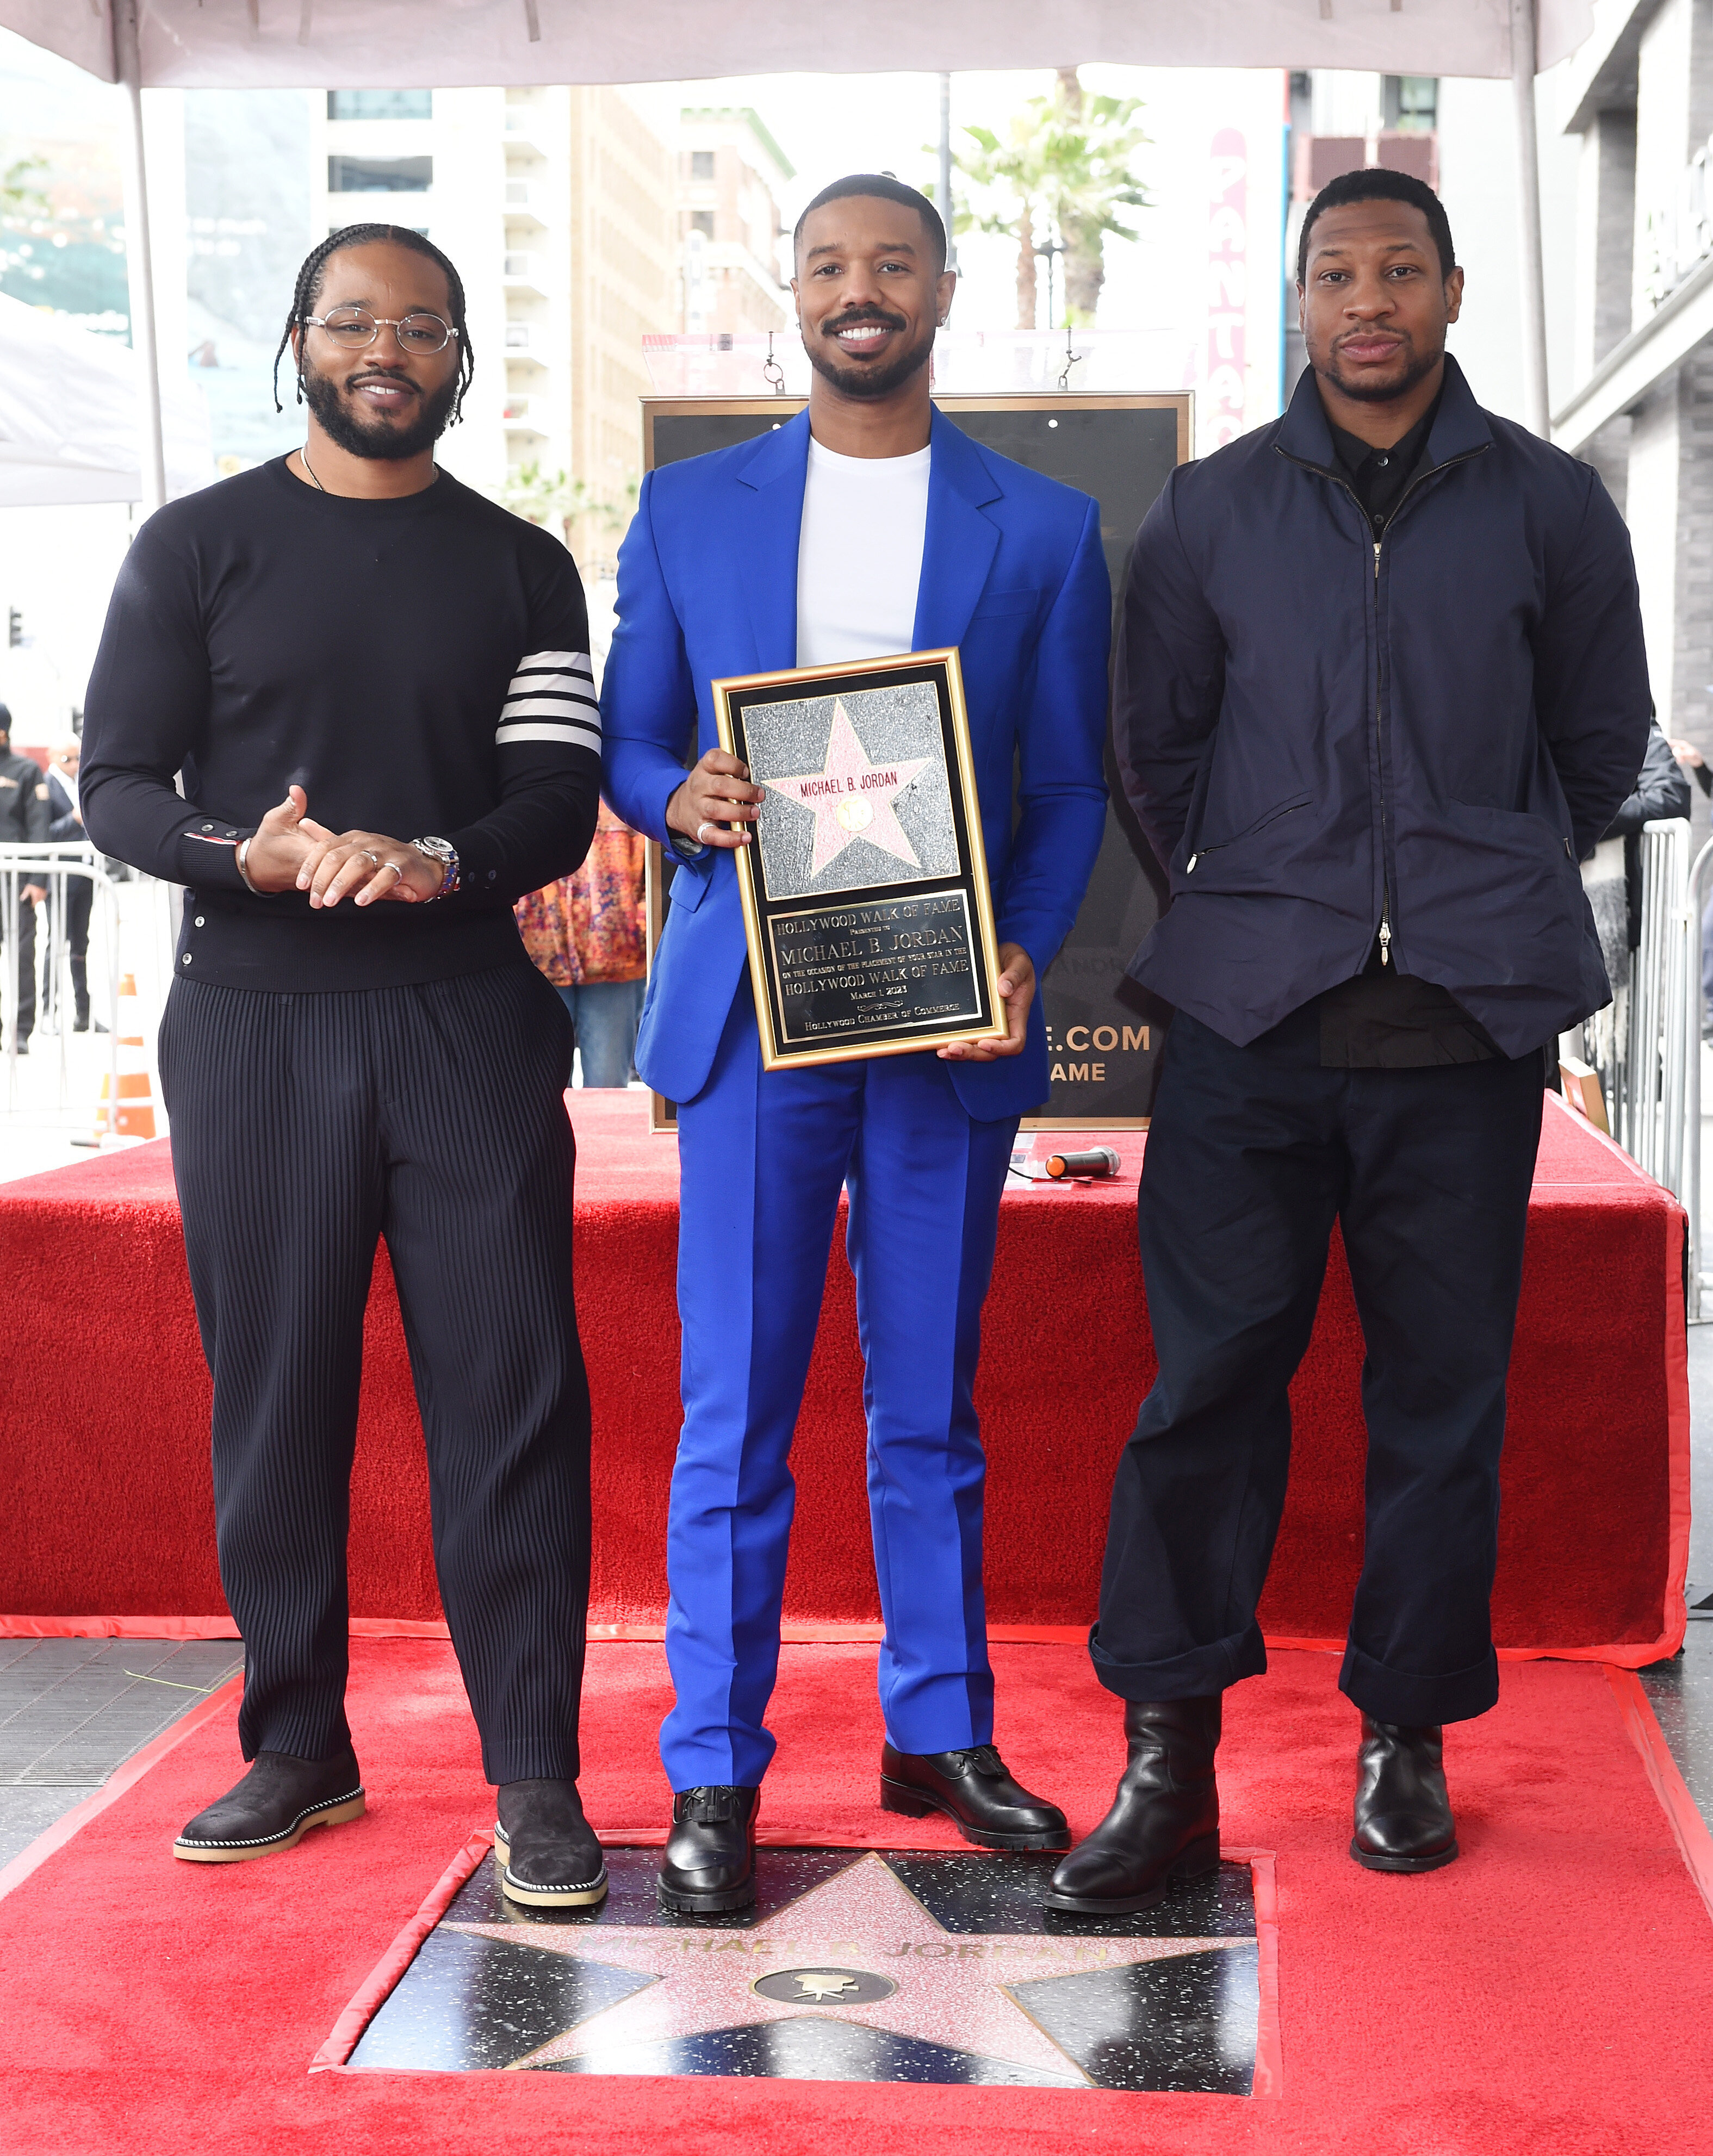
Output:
[513, 650, 591, 675]
[495, 718, 602, 748]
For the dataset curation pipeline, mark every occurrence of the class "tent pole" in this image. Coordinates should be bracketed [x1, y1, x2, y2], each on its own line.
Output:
[1511, 0, 1550, 434]
[113, 0, 167, 512]
[939, 73, 957, 271]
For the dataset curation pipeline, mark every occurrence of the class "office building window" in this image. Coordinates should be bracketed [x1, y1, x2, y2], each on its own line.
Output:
[328, 156, 432, 193]
[1381, 77, 1438, 132]
[690, 210, 715, 238]
[690, 151, 716, 181]
[327, 90, 432, 120]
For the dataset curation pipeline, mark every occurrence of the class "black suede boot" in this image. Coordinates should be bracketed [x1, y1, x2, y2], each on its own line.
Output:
[1350, 1717, 1457, 1872]
[1043, 1696, 1221, 1915]
[495, 1779, 608, 1908]
[173, 1744, 364, 1863]
[658, 1785, 760, 1913]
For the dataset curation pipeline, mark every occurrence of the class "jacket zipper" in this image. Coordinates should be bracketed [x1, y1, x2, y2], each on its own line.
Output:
[1185, 797, 1309, 874]
[1276, 439, 1488, 966]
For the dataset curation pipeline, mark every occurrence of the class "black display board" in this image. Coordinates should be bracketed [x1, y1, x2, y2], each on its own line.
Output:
[643, 393, 1190, 1126]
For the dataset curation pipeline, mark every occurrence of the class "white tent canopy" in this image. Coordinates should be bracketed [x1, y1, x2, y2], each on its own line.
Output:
[0, 292, 210, 507]
[1, 0, 1592, 88]
[0, 0, 1593, 498]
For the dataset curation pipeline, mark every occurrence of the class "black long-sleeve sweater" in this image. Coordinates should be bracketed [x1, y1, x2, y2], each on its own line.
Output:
[79, 459, 601, 992]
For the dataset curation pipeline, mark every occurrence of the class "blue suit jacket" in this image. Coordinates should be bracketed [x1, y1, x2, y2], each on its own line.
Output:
[601, 407, 1112, 1120]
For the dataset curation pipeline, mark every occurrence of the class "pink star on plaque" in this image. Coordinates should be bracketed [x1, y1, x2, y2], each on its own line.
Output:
[446, 1851, 1242, 2080]
[762, 701, 929, 877]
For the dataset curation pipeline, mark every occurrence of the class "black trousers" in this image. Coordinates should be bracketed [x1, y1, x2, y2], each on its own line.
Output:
[44, 874, 91, 1023]
[158, 964, 592, 1782]
[2, 876, 36, 1040]
[1091, 1005, 1545, 1727]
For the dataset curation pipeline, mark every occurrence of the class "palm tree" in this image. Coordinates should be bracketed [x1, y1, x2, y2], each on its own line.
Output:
[949, 113, 1054, 332]
[1050, 71, 1151, 326]
[946, 71, 1151, 331]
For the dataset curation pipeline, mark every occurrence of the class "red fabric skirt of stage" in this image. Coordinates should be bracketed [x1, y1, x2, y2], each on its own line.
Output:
[0, 1089, 1687, 1662]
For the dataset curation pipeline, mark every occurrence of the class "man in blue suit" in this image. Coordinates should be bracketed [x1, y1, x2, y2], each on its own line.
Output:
[603, 175, 1110, 1911]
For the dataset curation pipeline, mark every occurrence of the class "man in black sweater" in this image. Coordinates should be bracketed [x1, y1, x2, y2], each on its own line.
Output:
[80, 226, 606, 1906]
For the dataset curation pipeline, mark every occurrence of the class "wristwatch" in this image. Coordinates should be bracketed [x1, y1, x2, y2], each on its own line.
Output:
[411, 835, 460, 900]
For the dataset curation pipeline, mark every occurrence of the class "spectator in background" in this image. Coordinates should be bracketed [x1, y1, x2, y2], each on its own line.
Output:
[42, 736, 104, 1035]
[514, 801, 646, 1088]
[0, 705, 49, 1053]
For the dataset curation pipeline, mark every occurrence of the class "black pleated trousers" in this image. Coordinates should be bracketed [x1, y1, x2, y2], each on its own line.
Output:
[158, 961, 591, 1784]
[1090, 1004, 1545, 1728]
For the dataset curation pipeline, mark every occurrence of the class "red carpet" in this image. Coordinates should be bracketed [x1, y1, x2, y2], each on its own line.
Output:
[1, 1638, 1711, 2153]
[0, 1090, 1687, 1657]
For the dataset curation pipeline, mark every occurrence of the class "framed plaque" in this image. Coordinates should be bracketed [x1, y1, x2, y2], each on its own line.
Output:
[712, 648, 1007, 1070]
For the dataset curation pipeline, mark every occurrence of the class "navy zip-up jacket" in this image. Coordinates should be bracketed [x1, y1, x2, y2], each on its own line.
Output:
[1115, 356, 1652, 1059]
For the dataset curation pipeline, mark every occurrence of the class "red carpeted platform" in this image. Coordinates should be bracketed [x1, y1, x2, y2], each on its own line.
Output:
[0, 1089, 1688, 1658]
[2, 1638, 1711, 2154]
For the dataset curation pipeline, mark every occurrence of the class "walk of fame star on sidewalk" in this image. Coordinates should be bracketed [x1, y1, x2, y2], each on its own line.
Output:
[760, 702, 929, 878]
[449, 1851, 1244, 2080]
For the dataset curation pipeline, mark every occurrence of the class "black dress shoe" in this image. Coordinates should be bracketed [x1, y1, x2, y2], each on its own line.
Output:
[1351, 1716, 1458, 1872]
[1044, 1696, 1222, 1915]
[880, 1743, 1069, 1850]
[494, 1778, 607, 1908]
[173, 1744, 364, 1863]
[658, 1785, 760, 1912]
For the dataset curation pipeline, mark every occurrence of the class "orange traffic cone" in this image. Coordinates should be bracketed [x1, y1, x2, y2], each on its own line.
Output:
[92, 973, 156, 1141]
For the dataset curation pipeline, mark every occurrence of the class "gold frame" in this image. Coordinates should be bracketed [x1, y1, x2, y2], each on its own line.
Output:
[712, 645, 1008, 1072]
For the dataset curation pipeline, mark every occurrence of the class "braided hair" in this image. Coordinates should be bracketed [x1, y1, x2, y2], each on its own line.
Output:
[272, 222, 475, 421]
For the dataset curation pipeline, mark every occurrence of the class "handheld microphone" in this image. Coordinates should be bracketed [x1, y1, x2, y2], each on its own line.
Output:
[1044, 1146, 1121, 1180]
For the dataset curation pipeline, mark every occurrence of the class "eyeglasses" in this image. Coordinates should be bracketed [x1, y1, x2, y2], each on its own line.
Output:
[304, 306, 458, 354]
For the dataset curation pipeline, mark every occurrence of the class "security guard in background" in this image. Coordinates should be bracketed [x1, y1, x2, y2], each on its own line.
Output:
[0, 706, 50, 1052]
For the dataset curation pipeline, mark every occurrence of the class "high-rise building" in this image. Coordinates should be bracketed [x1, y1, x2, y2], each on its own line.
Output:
[676, 107, 792, 338]
[311, 84, 676, 570]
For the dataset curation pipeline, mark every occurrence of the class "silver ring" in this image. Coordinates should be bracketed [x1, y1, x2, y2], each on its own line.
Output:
[696, 822, 715, 843]
[360, 849, 380, 868]
[381, 859, 403, 880]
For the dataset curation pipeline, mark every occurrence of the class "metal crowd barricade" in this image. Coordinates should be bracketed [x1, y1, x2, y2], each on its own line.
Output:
[1624, 819, 1694, 1200]
[1684, 828, 1713, 1320]
[0, 841, 125, 1121]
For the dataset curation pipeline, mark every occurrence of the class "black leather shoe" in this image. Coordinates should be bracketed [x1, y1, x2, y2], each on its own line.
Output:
[880, 1743, 1069, 1850]
[494, 1778, 607, 1908]
[659, 1785, 760, 1912]
[1351, 1717, 1458, 1872]
[173, 1744, 364, 1863]
[1044, 1696, 1222, 1915]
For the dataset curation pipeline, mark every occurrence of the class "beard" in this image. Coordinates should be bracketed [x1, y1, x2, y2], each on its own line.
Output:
[803, 309, 935, 401]
[1314, 335, 1442, 405]
[300, 350, 458, 460]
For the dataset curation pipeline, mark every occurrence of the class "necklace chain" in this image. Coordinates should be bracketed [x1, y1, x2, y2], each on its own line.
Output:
[299, 444, 325, 492]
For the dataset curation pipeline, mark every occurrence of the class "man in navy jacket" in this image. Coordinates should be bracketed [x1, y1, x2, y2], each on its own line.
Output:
[604, 177, 1109, 1911]
[1048, 170, 1651, 1917]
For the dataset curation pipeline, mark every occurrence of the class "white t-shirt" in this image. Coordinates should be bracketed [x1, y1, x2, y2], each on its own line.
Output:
[795, 436, 931, 668]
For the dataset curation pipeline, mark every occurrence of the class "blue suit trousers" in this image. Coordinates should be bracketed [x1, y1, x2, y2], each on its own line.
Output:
[661, 991, 1017, 1790]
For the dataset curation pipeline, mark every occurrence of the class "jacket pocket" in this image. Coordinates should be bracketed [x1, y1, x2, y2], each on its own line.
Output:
[1184, 793, 1312, 875]
[970, 587, 1040, 620]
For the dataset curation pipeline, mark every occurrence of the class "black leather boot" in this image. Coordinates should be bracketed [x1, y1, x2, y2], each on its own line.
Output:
[1043, 1696, 1221, 1915]
[658, 1785, 760, 1913]
[173, 1744, 364, 1863]
[495, 1779, 608, 1909]
[1350, 1717, 1457, 1872]
[880, 1743, 1069, 1849]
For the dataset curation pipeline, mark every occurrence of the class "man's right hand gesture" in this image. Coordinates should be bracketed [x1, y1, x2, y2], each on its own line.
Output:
[241, 786, 331, 892]
[666, 750, 761, 850]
